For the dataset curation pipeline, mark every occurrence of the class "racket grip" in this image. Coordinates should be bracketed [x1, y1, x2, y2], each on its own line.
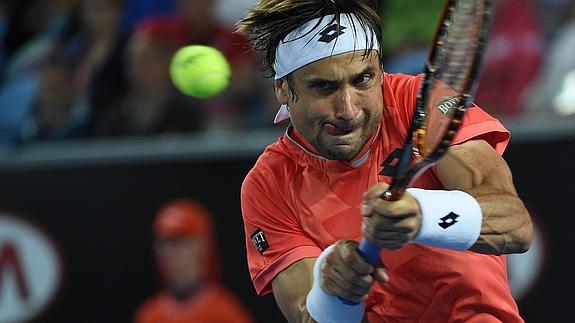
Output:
[358, 238, 381, 266]
[333, 239, 381, 305]
[335, 296, 360, 306]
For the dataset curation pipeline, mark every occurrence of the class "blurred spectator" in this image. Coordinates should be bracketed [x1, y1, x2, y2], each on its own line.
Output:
[0, 0, 76, 145]
[65, 0, 128, 124]
[1, 0, 74, 82]
[1, 0, 128, 144]
[93, 19, 203, 137]
[167, 0, 271, 130]
[526, 4, 575, 116]
[19, 51, 89, 141]
[1, 0, 64, 63]
[474, 0, 545, 117]
[134, 199, 253, 323]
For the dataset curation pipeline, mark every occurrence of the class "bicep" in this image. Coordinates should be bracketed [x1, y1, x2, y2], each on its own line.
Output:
[272, 258, 317, 323]
[436, 139, 516, 194]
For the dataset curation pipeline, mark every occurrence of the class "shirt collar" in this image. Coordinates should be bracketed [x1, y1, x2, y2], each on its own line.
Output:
[285, 124, 380, 168]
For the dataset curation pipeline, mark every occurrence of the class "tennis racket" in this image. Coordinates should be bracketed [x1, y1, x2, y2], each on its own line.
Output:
[357, 0, 494, 265]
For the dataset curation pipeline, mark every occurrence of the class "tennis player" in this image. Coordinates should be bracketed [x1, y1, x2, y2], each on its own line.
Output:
[238, 0, 533, 322]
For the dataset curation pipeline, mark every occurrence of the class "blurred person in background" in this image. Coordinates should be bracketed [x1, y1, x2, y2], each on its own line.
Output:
[93, 19, 203, 137]
[473, 0, 545, 117]
[19, 51, 89, 141]
[0, 0, 76, 144]
[134, 199, 253, 323]
[0, 0, 74, 82]
[64, 0, 128, 128]
[1, 0, 128, 144]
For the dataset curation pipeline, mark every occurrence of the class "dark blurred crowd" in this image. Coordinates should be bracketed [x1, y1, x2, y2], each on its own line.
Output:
[0, 0, 574, 147]
[0, 0, 275, 146]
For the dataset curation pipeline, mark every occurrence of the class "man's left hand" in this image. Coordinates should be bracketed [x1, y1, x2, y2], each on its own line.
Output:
[362, 182, 422, 250]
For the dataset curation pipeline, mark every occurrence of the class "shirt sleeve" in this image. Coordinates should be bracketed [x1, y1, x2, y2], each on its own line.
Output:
[241, 166, 322, 296]
[452, 105, 511, 154]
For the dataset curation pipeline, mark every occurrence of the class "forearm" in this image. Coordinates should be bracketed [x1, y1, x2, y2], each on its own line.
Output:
[436, 140, 533, 255]
[272, 258, 317, 323]
[469, 185, 533, 255]
[275, 295, 316, 323]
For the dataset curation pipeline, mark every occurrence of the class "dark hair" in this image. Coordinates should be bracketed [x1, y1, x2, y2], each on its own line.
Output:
[236, 0, 382, 79]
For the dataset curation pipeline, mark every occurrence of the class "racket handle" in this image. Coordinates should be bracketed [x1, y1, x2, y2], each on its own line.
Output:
[333, 239, 381, 305]
[336, 296, 360, 306]
[358, 238, 381, 266]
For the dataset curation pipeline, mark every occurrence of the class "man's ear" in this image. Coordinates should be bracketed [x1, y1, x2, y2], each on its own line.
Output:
[274, 79, 289, 105]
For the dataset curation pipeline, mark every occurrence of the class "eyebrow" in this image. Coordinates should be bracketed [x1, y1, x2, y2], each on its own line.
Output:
[304, 66, 377, 87]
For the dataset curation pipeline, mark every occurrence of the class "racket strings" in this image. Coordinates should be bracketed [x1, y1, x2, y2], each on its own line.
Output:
[437, 0, 485, 94]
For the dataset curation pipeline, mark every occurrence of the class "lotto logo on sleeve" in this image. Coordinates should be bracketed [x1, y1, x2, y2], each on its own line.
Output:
[250, 228, 269, 254]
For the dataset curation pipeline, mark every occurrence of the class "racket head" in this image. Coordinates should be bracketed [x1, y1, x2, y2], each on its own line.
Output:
[384, 0, 493, 200]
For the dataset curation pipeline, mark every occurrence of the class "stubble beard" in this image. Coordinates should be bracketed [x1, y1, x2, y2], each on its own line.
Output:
[311, 113, 380, 161]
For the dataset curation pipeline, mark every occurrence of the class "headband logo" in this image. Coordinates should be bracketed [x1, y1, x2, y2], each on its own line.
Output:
[318, 24, 347, 43]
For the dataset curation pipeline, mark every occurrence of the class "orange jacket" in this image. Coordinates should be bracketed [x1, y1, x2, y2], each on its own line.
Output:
[135, 283, 253, 323]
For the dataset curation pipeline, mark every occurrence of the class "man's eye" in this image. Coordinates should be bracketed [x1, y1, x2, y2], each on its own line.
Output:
[354, 74, 374, 87]
[314, 82, 337, 93]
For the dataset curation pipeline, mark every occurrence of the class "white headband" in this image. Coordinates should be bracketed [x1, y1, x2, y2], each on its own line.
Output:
[272, 13, 380, 123]
[273, 13, 380, 80]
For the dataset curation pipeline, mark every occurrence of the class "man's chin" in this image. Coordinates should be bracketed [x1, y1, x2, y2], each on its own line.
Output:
[320, 143, 363, 161]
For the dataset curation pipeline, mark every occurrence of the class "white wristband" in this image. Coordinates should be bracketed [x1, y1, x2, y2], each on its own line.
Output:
[306, 245, 364, 323]
[407, 188, 482, 250]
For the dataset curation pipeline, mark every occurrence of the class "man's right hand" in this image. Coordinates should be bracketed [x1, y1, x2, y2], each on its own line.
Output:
[320, 240, 389, 303]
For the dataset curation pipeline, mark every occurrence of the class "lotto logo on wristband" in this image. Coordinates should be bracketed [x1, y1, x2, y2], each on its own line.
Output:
[439, 212, 460, 229]
[250, 228, 269, 254]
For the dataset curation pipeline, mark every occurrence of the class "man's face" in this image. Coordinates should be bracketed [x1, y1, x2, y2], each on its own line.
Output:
[155, 236, 206, 291]
[275, 51, 384, 160]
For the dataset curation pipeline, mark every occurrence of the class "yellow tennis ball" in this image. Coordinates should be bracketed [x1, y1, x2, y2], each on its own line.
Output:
[170, 45, 231, 98]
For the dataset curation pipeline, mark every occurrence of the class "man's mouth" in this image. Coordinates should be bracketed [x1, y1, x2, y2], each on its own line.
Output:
[324, 123, 356, 136]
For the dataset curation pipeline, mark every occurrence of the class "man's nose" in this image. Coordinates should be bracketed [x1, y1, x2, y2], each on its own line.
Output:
[335, 87, 360, 120]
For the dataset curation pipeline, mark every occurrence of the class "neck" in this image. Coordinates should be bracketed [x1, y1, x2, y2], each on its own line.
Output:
[169, 281, 206, 302]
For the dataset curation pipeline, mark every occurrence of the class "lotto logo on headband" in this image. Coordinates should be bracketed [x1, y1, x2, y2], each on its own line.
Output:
[318, 24, 347, 43]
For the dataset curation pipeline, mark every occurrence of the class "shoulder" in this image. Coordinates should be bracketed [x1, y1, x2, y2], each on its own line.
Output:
[384, 72, 423, 93]
[241, 136, 299, 197]
[381, 73, 423, 137]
